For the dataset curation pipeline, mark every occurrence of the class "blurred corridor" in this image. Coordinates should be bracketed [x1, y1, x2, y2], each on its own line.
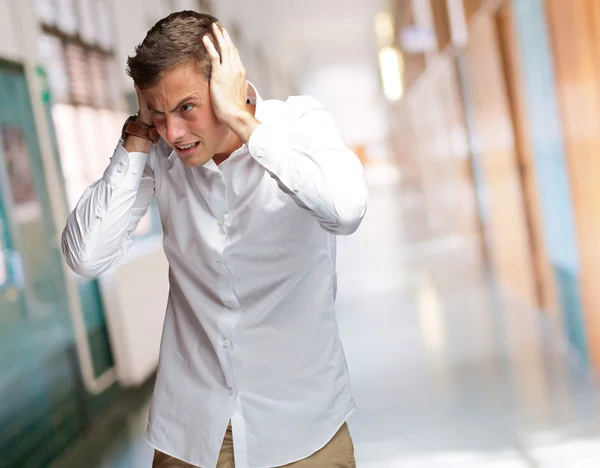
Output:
[49, 172, 600, 467]
[4, 0, 600, 467]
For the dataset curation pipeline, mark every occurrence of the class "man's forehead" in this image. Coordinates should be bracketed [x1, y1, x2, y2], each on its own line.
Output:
[143, 66, 208, 94]
[143, 87, 206, 112]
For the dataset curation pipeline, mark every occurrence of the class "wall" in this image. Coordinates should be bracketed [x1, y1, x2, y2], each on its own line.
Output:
[0, 0, 23, 62]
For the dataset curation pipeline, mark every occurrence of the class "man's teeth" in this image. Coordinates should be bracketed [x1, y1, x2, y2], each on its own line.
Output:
[177, 142, 198, 150]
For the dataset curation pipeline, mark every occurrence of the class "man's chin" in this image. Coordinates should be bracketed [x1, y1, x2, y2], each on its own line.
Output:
[179, 152, 213, 167]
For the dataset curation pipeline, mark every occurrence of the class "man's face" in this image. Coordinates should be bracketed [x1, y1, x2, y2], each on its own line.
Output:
[141, 63, 229, 167]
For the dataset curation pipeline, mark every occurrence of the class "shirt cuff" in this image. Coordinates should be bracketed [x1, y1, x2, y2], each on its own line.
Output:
[102, 144, 148, 190]
[248, 123, 276, 165]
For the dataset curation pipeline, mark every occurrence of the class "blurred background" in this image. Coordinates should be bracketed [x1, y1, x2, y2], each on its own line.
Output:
[2, 0, 600, 466]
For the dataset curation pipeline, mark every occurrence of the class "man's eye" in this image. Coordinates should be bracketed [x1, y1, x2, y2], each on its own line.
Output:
[181, 104, 194, 112]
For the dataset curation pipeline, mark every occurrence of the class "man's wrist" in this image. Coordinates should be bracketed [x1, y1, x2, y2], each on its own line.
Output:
[121, 114, 157, 153]
[123, 134, 152, 154]
[225, 110, 260, 144]
[136, 113, 153, 127]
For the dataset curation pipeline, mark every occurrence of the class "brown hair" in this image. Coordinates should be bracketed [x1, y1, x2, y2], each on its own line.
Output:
[126, 10, 222, 88]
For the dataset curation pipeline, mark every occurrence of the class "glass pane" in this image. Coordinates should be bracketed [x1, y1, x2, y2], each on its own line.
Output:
[2, 127, 37, 207]
[56, 0, 79, 35]
[52, 104, 87, 208]
[96, 0, 113, 49]
[98, 108, 124, 164]
[77, 0, 97, 44]
[90, 52, 109, 108]
[37, 35, 70, 104]
[1, 126, 46, 302]
[106, 59, 126, 110]
[77, 106, 103, 180]
[65, 43, 92, 105]
[34, 0, 58, 25]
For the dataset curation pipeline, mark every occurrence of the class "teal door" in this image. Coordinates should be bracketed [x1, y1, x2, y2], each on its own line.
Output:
[0, 61, 88, 467]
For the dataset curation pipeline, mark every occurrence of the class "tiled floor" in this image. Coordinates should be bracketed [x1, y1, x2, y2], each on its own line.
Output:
[52, 165, 600, 467]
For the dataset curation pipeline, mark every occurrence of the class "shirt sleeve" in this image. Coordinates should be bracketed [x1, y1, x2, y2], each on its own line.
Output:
[61, 142, 156, 277]
[247, 97, 368, 235]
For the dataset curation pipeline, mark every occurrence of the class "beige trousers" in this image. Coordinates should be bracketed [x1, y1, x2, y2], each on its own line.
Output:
[152, 422, 356, 467]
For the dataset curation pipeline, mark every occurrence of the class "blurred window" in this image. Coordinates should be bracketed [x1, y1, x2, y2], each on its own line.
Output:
[35, 0, 152, 237]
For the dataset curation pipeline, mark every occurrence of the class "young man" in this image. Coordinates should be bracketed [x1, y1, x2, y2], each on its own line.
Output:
[62, 10, 367, 468]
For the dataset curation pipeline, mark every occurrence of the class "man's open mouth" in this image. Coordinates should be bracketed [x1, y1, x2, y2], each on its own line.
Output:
[175, 142, 200, 151]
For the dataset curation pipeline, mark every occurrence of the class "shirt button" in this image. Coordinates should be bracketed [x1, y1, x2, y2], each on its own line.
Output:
[229, 388, 236, 396]
[226, 301, 233, 309]
[117, 165, 124, 173]
[218, 218, 225, 225]
[257, 149, 265, 158]
[216, 260, 222, 267]
[222, 340, 230, 348]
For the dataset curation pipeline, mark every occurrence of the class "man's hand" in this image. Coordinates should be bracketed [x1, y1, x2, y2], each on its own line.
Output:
[135, 84, 154, 126]
[203, 23, 260, 143]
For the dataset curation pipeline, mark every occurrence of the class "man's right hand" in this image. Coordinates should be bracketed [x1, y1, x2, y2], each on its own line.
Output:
[135, 84, 154, 126]
[124, 84, 154, 153]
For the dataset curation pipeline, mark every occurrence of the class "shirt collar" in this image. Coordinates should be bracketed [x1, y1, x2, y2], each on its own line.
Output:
[246, 80, 265, 122]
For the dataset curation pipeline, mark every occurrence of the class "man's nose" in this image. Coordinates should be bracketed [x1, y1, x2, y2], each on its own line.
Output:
[165, 116, 186, 143]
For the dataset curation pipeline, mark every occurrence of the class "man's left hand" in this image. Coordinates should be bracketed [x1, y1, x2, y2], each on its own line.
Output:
[203, 23, 259, 142]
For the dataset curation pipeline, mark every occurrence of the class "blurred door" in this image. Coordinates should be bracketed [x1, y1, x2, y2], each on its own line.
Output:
[543, 0, 600, 370]
[0, 61, 84, 467]
[459, 8, 538, 306]
[495, 3, 557, 313]
[510, 0, 587, 364]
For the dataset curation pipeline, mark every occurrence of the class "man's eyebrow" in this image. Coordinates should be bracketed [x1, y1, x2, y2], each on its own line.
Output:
[148, 93, 202, 113]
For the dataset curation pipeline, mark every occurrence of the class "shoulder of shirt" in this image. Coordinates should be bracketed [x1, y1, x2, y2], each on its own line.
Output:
[260, 95, 329, 123]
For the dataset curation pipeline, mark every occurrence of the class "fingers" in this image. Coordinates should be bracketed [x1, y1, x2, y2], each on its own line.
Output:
[211, 23, 229, 67]
[134, 84, 153, 125]
[203, 23, 246, 79]
[221, 26, 245, 74]
[211, 23, 241, 69]
[202, 34, 220, 66]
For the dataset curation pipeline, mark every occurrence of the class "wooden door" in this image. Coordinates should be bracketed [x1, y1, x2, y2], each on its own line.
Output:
[495, 2, 557, 313]
[545, 0, 600, 370]
[461, 9, 538, 306]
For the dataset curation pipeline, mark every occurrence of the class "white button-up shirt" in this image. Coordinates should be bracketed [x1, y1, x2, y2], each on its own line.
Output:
[62, 86, 368, 468]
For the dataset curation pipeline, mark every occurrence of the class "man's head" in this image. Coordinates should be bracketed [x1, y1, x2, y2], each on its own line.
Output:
[127, 10, 221, 87]
[127, 11, 235, 167]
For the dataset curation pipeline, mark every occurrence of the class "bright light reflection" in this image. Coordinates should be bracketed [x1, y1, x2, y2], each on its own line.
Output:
[378, 46, 404, 101]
